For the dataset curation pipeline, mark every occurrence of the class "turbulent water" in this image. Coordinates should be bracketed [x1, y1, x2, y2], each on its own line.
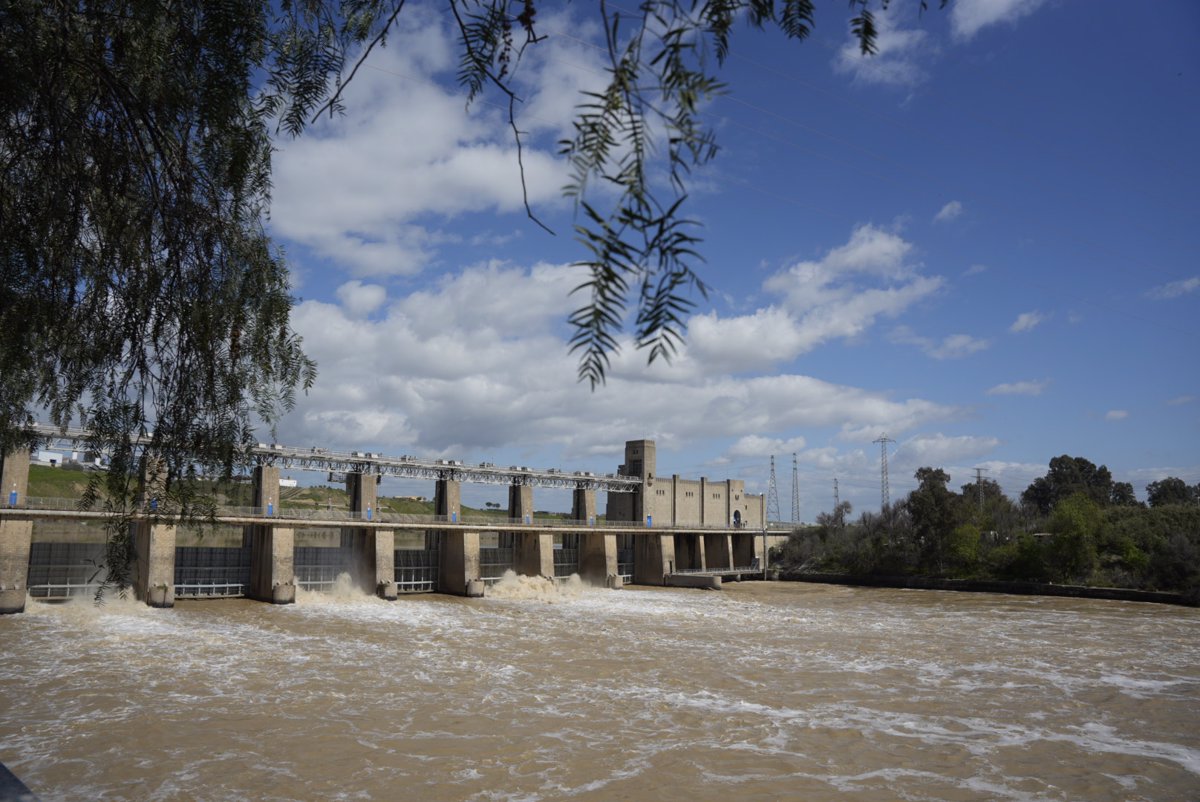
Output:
[1, 578, 1198, 801]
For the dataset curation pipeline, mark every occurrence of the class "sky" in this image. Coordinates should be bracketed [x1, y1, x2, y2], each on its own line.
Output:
[264, 0, 1200, 518]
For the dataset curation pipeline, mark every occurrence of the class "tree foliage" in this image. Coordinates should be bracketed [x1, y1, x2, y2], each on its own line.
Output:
[773, 457, 1200, 600]
[2, 0, 938, 590]
[1146, 477, 1197, 508]
[1021, 455, 1118, 515]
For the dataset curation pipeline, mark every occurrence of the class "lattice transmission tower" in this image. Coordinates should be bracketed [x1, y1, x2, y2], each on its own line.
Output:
[873, 434, 895, 512]
[790, 453, 800, 523]
[766, 455, 780, 523]
[974, 467, 988, 514]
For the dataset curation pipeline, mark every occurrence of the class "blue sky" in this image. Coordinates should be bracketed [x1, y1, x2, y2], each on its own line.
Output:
[265, 0, 1199, 517]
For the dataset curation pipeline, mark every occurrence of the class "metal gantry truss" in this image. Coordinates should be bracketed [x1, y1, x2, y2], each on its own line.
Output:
[29, 424, 642, 493]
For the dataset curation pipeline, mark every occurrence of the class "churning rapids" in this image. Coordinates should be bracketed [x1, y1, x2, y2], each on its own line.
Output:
[2, 579, 1198, 801]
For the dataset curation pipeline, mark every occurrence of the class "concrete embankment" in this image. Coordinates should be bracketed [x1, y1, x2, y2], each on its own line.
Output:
[773, 571, 1196, 607]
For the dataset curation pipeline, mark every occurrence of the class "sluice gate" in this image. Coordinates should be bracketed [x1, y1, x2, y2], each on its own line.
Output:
[293, 529, 354, 592]
[27, 541, 106, 599]
[479, 532, 515, 584]
[394, 532, 439, 593]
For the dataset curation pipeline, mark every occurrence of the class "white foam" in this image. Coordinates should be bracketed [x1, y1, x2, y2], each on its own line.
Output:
[484, 570, 585, 602]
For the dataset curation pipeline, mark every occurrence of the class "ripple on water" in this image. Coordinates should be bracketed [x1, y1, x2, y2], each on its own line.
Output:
[2, 582, 1199, 801]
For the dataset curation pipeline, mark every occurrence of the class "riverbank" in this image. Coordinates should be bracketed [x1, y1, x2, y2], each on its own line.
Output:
[771, 570, 1196, 606]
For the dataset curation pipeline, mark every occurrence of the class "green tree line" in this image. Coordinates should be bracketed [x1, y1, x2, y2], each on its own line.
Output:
[773, 455, 1200, 601]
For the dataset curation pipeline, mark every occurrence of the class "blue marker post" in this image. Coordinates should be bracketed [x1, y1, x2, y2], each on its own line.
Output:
[7, 483, 16, 508]
[451, 511, 458, 523]
[367, 504, 373, 522]
[267, 498, 274, 517]
[589, 515, 595, 526]
[524, 514, 530, 525]
[150, 497, 158, 512]
[646, 515, 652, 527]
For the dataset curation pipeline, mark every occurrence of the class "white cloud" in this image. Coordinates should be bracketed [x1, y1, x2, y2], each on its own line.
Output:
[686, 225, 943, 372]
[1167, 395, 1196, 406]
[282, 261, 962, 457]
[897, 433, 1000, 467]
[834, 7, 936, 87]
[269, 9, 605, 278]
[1145, 276, 1200, 300]
[728, 435, 808, 459]
[929, 333, 991, 360]
[934, 200, 963, 223]
[951, 0, 1052, 41]
[1009, 310, 1045, 333]
[890, 326, 990, 360]
[1105, 409, 1129, 421]
[987, 380, 1049, 396]
[335, 281, 387, 317]
[963, 264, 988, 276]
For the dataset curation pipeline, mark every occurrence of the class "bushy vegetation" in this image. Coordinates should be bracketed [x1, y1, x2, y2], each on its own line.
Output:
[772, 456, 1200, 600]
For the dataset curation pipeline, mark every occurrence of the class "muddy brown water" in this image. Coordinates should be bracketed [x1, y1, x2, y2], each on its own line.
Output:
[2, 577, 1198, 801]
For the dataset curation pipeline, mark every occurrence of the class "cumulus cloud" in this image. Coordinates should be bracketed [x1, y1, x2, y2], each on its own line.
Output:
[1009, 311, 1045, 333]
[335, 281, 387, 317]
[986, 380, 1049, 396]
[687, 224, 944, 372]
[269, 8, 604, 277]
[1145, 276, 1200, 300]
[834, 6, 936, 87]
[934, 200, 963, 223]
[281, 261, 962, 459]
[1105, 409, 1129, 421]
[951, 0, 1051, 41]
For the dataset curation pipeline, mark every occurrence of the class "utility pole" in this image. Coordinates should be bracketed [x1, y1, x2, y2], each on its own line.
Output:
[790, 453, 800, 523]
[873, 434, 894, 513]
[766, 455, 780, 523]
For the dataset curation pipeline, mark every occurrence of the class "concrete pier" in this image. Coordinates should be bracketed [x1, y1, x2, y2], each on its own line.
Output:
[0, 448, 32, 614]
[510, 484, 552, 578]
[134, 522, 177, 608]
[575, 486, 618, 586]
[436, 478, 482, 595]
[247, 466, 295, 604]
[347, 472, 396, 599]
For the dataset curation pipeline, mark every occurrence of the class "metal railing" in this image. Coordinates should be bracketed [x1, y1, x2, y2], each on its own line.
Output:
[670, 561, 762, 575]
[175, 582, 246, 598]
[7, 497, 764, 530]
[27, 580, 103, 600]
[395, 548, 439, 593]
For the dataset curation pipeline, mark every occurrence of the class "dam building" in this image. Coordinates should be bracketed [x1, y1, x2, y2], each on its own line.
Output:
[1, 436, 768, 614]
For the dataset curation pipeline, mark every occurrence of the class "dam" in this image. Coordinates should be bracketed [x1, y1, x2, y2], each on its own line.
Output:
[2, 437, 778, 613]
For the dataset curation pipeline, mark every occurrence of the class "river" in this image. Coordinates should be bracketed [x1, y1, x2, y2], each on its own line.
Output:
[1, 578, 1198, 801]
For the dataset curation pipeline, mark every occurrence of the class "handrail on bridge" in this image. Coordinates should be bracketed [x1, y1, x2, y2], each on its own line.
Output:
[5, 496, 766, 533]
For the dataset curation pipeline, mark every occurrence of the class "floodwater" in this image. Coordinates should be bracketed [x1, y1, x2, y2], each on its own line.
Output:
[1, 578, 1198, 801]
